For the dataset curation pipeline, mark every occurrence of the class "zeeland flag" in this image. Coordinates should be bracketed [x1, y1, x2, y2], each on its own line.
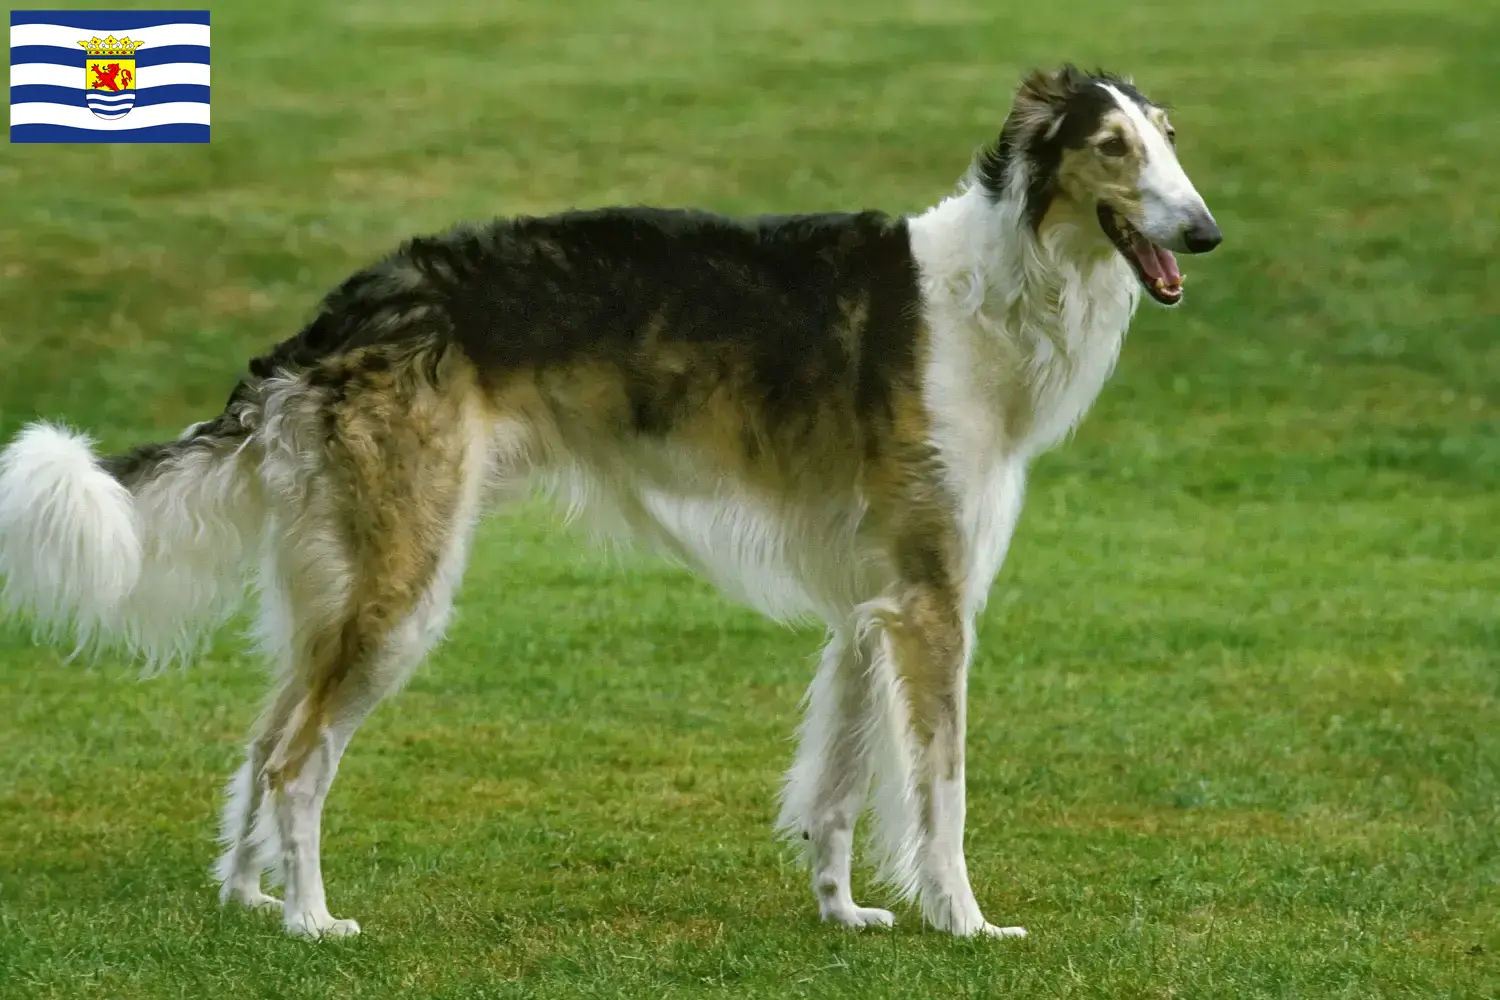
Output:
[10, 10, 210, 143]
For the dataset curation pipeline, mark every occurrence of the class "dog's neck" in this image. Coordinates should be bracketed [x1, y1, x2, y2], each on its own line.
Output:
[909, 178, 1142, 458]
[910, 175, 1139, 339]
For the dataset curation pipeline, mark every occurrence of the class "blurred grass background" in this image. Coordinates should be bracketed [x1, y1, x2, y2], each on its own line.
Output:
[2, 0, 1497, 997]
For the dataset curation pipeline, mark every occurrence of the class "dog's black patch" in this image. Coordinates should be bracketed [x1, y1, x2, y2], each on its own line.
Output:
[193, 206, 926, 474]
[438, 208, 920, 434]
[256, 208, 919, 443]
[98, 409, 249, 488]
[98, 440, 179, 487]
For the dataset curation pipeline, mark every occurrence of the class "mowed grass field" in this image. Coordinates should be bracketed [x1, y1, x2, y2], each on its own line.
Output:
[3, 0, 1498, 996]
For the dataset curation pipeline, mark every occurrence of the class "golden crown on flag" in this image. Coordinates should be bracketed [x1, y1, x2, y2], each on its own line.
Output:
[77, 35, 146, 57]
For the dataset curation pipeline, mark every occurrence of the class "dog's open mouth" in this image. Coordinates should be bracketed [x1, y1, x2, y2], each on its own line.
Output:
[1098, 205, 1183, 306]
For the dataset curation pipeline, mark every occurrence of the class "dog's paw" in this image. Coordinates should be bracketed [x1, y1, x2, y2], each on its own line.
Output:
[236, 890, 284, 913]
[975, 923, 1027, 939]
[821, 904, 896, 929]
[285, 911, 361, 939]
[223, 883, 283, 913]
[920, 892, 1027, 939]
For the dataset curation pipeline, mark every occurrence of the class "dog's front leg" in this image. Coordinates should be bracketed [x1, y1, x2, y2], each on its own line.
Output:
[885, 548, 1026, 939]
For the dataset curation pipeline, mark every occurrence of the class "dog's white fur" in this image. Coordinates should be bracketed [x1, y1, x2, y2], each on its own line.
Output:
[771, 175, 1141, 936]
[0, 424, 141, 652]
[0, 78, 1213, 939]
[1100, 83, 1211, 252]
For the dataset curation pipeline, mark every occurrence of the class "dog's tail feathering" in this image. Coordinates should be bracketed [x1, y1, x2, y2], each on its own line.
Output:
[0, 415, 263, 668]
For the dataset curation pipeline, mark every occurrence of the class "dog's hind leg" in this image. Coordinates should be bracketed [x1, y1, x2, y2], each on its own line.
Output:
[263, 579, 462, 939]
[214, 349, 490, 938]
[212, 546, 448, 933]
[778, 628, 894, 929]
[217, 507, 478, 932]
[215, 680, 300, 911]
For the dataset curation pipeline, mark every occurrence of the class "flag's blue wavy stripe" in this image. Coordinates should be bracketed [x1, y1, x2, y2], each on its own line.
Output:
[11, 84, 211, 107]
[9, 11, 210, 29]
[10, 122, 210, 143]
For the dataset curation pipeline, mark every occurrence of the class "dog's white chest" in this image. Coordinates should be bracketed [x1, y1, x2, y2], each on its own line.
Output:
[1019, 318, 1129, 455]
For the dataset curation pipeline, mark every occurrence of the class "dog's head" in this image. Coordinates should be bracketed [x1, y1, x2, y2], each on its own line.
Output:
[977, 65, 1221, 305]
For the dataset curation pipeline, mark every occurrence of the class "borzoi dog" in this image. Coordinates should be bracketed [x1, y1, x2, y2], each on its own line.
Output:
[0, 65, 1220, 939]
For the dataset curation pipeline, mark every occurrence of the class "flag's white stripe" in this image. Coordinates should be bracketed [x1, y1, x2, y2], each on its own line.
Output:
[10, 23, 210, 51]
[86, 94, 137, 104]
[11, 62, 210, 89]
[10, 101, 210, 129]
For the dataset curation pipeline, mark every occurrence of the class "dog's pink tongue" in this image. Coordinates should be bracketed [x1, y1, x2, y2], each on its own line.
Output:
[1131, 241, 1182, 286]
[1155, 247, 1181, 284]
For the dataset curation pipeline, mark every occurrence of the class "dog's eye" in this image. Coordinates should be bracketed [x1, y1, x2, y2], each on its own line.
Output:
[1098, 135, 1128, 157]
[1165, 127, 1177, 146]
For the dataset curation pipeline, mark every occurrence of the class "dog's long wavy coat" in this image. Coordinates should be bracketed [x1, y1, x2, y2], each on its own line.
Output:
[0, 66, 1220, 938]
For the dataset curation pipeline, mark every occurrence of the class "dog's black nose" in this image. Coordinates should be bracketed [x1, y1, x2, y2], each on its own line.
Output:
[1183, 218, 1222, 254]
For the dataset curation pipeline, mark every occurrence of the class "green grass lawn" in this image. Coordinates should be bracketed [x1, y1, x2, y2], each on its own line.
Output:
[3, 0, 1498, 996]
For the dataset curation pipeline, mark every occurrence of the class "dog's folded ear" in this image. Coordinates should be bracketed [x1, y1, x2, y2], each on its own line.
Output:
[1016, 66, 1067, 109]
[979, 64, 1085, 198]
[1015, 65, 1087, 112]
[1007, 65, 1089, 139]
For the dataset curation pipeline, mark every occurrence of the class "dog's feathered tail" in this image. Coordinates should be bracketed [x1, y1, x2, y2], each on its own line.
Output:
[0, 413, 263, 668]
